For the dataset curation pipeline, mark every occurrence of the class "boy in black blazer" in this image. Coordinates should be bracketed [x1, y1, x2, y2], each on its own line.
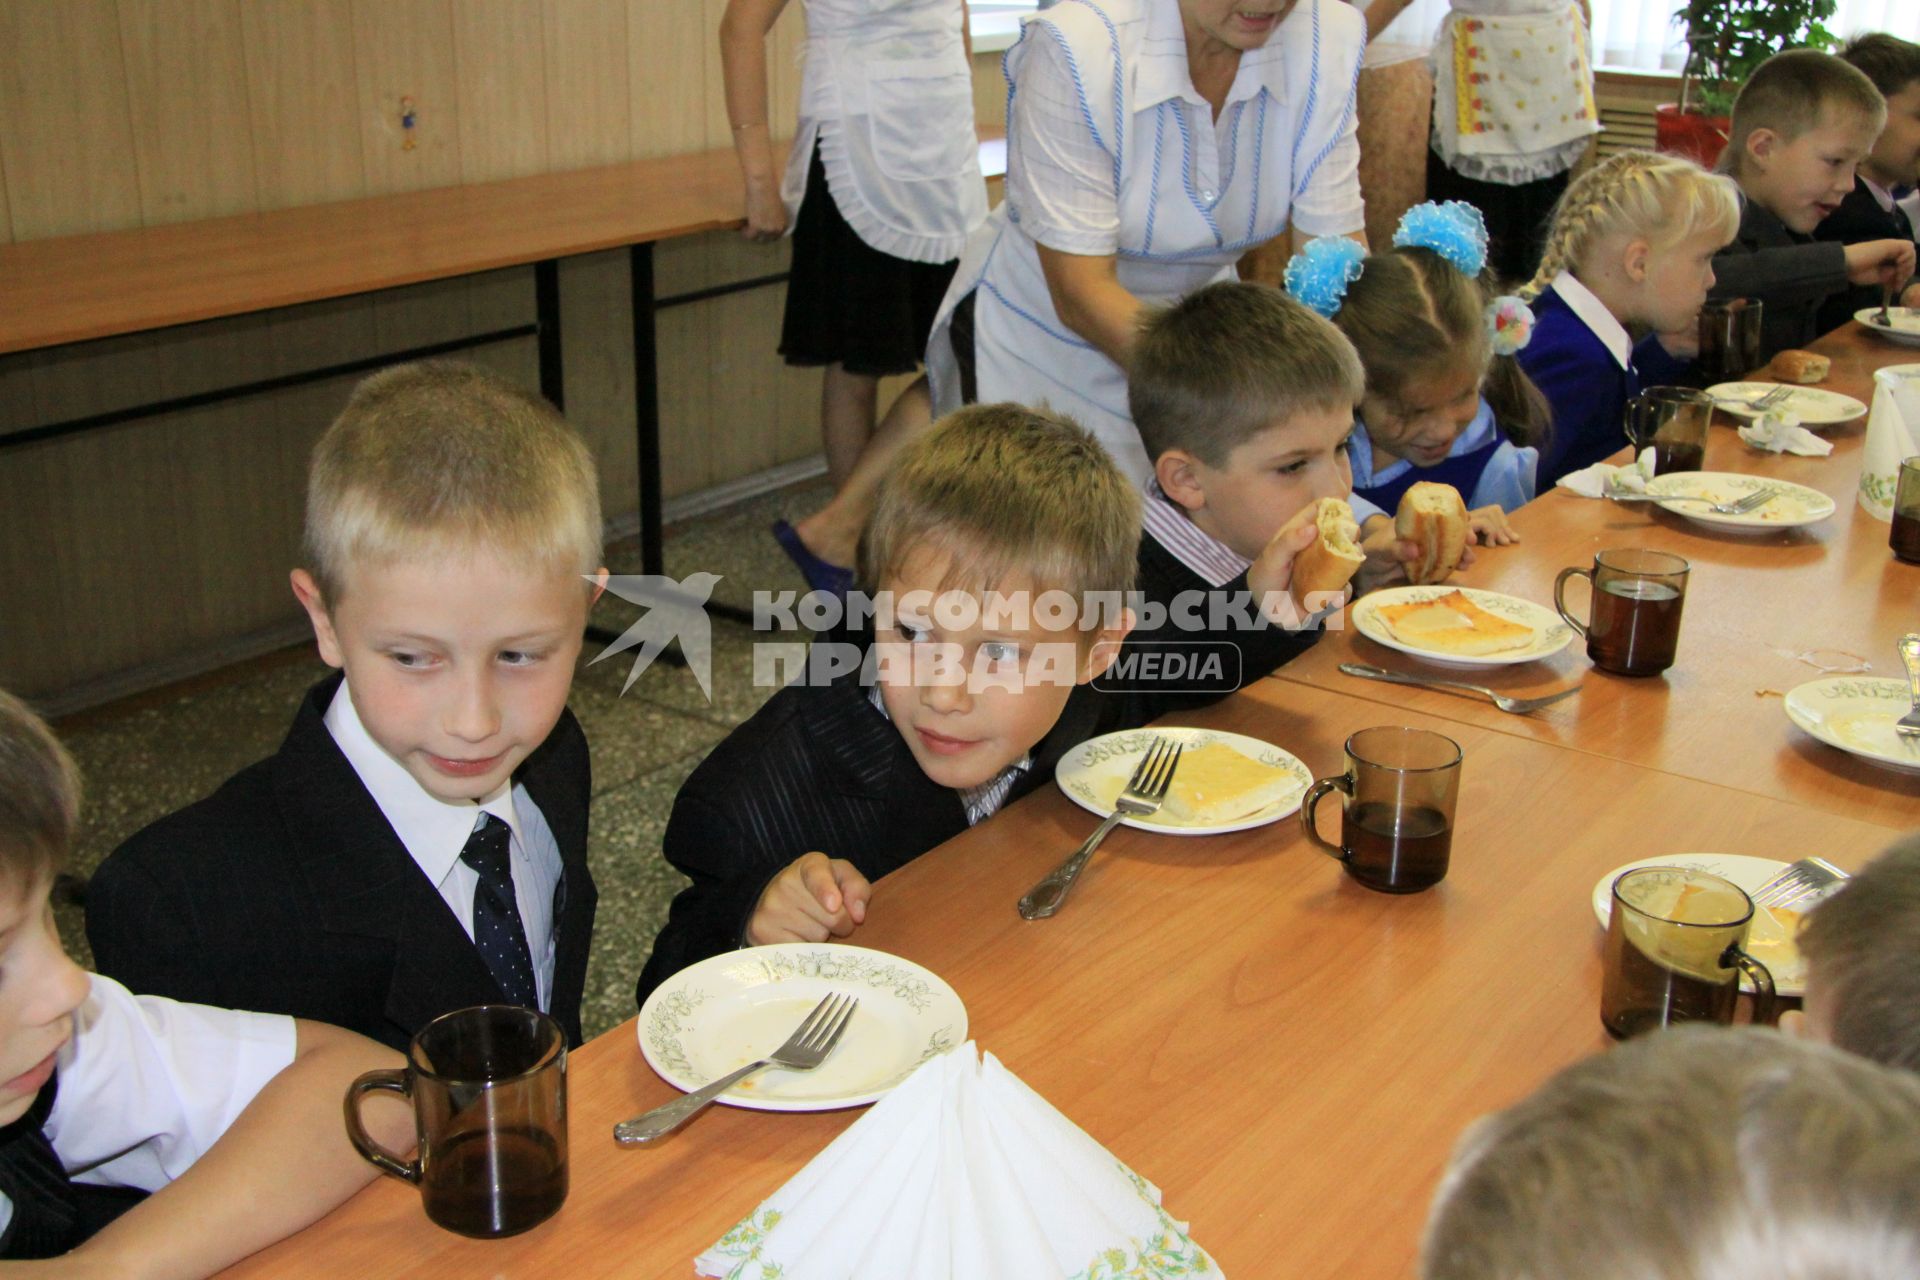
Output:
[1815, 34, 1920, 332]
[636, 405, 1141, 1003]
[88, 363, 604, 1052]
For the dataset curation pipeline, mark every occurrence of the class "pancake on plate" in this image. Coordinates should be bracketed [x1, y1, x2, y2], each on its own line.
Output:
[1160, 742, 1296, 824]
[1376, 590, 1536, 656]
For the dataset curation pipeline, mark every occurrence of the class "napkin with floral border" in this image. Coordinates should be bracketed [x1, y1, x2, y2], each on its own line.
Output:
[1556, 447, 1655, 498]
[1738, 410, 1833, 457]
[695, 1042, 1222, 1280]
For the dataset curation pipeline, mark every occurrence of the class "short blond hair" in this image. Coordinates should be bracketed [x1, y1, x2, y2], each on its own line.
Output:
[1129, 281, 1364, 468]
[303, 362, 601, 604]
[1800, 831, 1920, 1071]
[1726, 49, 1886, 177]
[1524, 150, 1742, 299]
[859, 403, 1141, 613]
[1421, 1027, 1920, 1280]
[0, 690, 78, 894]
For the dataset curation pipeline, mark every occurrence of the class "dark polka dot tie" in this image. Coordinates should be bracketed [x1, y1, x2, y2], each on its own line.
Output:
[459, 814, 538, 1009]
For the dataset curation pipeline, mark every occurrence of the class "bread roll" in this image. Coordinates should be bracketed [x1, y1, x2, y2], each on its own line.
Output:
[1395, 482, 1470, 585]
[1291, 498, 1365, 602]
[1766, 350, 1829, 384]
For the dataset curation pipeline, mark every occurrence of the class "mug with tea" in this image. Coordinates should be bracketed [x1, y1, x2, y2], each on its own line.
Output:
[1300, 726, 1462, 894]
[1601, 866, 1777, 1039]
[1554, 548, 1689, 677]
[345, 1005, 569, 1239]
[1697, 297, 1764, 381]
[1624, 386, 1711, 475]
[1892, 455, 1920, 564]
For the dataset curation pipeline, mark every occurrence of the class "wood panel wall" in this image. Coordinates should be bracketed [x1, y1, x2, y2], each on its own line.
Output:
[0, 1, 1009, 707]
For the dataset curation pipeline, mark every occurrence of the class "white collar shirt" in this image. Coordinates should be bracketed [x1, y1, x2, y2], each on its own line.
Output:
[323, 681, 560, 1010]
[1142, 478, 1253, 588]
[1553, 270, 1633, 370]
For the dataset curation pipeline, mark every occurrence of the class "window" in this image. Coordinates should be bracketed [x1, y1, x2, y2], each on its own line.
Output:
[1592, 1, 1920, 74]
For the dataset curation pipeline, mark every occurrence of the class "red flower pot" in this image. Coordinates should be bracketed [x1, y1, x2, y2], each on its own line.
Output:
[1655, 104, 1731, 169]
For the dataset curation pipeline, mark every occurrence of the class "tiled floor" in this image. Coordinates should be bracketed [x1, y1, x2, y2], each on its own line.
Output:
[54, 478, 836, 1041]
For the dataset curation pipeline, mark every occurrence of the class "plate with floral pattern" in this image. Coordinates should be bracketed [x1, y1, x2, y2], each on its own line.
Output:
[1351, 585, 1573, 668]
[1056, 726, 1312, 835]
[1642, 471, 1837, 533]
[638, 944, 966, 1110]
[1784, 676, 1920, 775]
[1707, 381, 1867, 424]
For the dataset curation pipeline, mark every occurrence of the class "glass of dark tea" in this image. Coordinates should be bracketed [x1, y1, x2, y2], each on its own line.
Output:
[1624, 386, 1711, 475]
[345, 1005, 568, 1239]
[1697, 297, 1764, 381]
[1300, 726, 1461, 893]
[1554, 548, 1690, 677]
[1601, 867, 1776, 1039]
[1892, 455, 1920, 564]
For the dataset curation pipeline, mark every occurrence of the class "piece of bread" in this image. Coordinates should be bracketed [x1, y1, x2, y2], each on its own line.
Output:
[1160, 742, 1298, 824]
[1291, 498, 1365, 603]
[1376, 589, 1536, 656]
[1766, 349, 1829, 384]
[1395, 482, 1470, 585]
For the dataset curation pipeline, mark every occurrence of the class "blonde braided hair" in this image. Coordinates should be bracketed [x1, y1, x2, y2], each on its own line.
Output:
[1521, 151, 1741, 302]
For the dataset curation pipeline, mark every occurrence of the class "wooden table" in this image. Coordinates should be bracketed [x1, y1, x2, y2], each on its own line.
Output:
[219, 680, 1908, 1279]
[1275, 322, 1920, 827]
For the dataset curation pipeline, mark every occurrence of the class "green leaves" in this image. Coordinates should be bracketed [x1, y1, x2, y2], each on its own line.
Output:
[1674, 0, 1839, 119]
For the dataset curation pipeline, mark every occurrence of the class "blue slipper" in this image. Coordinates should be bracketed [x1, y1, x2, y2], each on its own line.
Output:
[771, 519, 855, 597]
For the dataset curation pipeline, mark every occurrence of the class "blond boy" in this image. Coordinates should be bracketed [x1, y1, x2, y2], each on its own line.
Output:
[1712, 48, 1918, 359]
[636, 405, 1140, 1000]
[1421, 1026, 1920, 1279]
[89, 362, 607, 1052]
[1789, 831, 1920, 1071]
[0, 690, 411, 1271]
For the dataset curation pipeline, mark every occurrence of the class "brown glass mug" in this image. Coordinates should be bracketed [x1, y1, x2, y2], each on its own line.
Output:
[1624, 386, 1711, 475]
[345, 1005, 568, 1239]
[1300, 726, 1462, 893]
[1601, 867, 1777, 1039]
[1555, 549, 1690, 677]
[1697, 297, 1764, 381]
[1892, 455, 1920, 564]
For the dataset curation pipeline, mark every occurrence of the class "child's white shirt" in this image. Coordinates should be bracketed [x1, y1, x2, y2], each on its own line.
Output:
[6, 974, 296, 1232]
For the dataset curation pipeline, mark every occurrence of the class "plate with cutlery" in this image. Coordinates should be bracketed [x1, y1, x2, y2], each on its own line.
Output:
[1638, 472, 1836, 533]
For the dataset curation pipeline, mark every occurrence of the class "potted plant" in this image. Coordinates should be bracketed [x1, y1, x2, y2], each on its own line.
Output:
[1655, 0, 1837, 167]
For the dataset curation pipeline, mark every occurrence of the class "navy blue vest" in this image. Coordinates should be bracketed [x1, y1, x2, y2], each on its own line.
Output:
[1353, 435, 1505, 513]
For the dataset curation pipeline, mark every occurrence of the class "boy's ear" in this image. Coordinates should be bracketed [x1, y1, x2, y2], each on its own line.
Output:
[1622, 237, 1652, 283]
[1155, 450, 1209, 513]
[1079, 606, 1138, 684]
[587, 566, 610, 607]
[1746, 127, 1778, 169]
[290, 569, 345, 669]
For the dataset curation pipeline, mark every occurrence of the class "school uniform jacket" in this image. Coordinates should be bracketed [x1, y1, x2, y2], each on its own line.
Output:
[1710, 199, 1847, 362]
[85, 674, 597, 1052]
[635, 649, 1136, 1005]
[1814, 177, 1918, 334]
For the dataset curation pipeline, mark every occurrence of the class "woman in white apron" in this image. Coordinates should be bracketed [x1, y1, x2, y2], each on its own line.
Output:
[927, 0, 1368, 486]
[723, 0, 987, 592]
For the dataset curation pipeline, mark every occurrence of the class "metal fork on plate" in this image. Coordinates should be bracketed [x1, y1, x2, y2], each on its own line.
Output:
[1605, 485, 1781, 516]
[614, 993, 857, 1145]
[1019, 736, 1182, 921]
[1716, 384, 1794, 413]
[1749, 858, 1850, 911]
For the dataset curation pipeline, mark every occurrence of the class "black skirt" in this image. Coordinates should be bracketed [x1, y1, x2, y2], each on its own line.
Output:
[780, 141, 961, 378]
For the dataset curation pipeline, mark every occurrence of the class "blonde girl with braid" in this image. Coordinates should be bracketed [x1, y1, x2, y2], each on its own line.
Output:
[1514, 151, 1739, 485]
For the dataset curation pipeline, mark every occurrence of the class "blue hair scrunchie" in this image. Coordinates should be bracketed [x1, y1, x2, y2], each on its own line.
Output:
[1392, 201, 1490, 278]
[1283, 236, 1367, 318]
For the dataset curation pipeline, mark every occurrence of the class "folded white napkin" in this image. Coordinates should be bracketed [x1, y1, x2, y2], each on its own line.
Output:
[1738, 410, 1833, 457]
[1557, 447, 1655, 498]
[695, 1043, 1222, 1280]
[1862, 364, 1920, 519]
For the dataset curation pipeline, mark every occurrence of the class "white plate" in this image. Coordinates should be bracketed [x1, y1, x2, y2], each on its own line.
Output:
[1784, 676, 1920, 775]
[1706, 381, 1867, 424]
[1855, 306, 1920, 346]
[637, 944, 967, 1111]
[1350, 585, 1573, 668]
[1056, 726, 1312, 835]
[1643, 471, 1836, 533]
[1590, 854, 1810, 996]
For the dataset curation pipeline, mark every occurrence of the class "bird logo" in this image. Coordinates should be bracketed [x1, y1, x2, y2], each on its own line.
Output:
[588, 572, 723, 700]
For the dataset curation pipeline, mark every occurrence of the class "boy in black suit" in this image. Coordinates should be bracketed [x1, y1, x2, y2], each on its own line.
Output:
[1710, 50, 1916, 360]
[636, 405, 1140, 1001]
[1115, 281, 1408, 712]
[1815, 34, 1920, 331]
[0, 689, 411, 1268]
[88, 363, 604, 1051]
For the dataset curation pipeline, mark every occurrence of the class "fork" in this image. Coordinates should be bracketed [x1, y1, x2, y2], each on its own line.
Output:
[1019, 736, 1182, 920]
[1338, 663, 1582, 715]
[614, 993, 857, 1145]
[1605, 485, 1781, 516]
[1749, 857, 1850, 911]
[1897, 634, 1920, 738]
[1715, 384, 1793, 412]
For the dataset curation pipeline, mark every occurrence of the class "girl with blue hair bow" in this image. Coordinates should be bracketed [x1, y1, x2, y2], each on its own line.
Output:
[1287, 202, 1550, 547]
